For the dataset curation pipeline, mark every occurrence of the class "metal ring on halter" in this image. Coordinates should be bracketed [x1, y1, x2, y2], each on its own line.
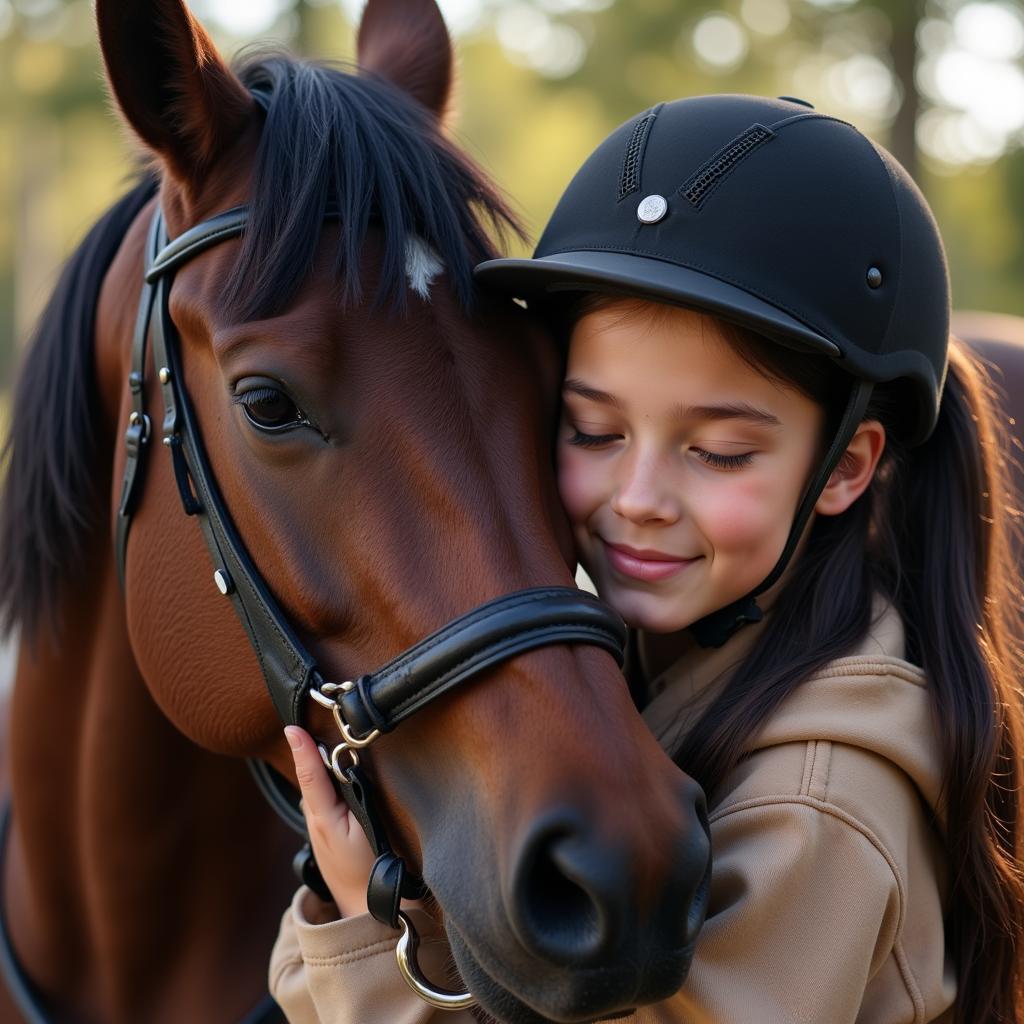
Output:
[395, 911, 476, 1011]
[309, 683, 382, 749]
[332, 707, 381, 749]
[329, 742, 360, 782]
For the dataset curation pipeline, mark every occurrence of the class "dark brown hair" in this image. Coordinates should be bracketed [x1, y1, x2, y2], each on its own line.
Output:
[676, 326, 1024, 1024]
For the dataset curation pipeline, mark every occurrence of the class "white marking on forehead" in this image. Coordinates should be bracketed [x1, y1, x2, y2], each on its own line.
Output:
[405, 236, 444, 300]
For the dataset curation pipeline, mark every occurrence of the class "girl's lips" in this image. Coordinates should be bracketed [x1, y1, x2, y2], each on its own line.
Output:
[602, 540, 698, 582]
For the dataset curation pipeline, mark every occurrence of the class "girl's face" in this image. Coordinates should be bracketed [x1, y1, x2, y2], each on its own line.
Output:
[557, 300, 824, 633]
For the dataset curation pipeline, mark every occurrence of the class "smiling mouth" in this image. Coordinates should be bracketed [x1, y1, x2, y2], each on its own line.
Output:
[601, 541, 700, 582]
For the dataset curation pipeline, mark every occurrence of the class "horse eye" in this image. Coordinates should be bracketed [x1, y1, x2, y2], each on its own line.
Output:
[236, 385, 307, 432]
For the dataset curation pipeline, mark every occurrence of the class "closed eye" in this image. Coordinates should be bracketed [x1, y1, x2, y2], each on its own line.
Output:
[567, 429, 623, 449]
[692, 448, 755, 469]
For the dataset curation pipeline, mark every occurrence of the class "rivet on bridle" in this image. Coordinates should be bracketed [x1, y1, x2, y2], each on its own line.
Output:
[158, 366, 172, 384]
[213, 569, 234, 595]
[128, 410, 151, 443]
[867, 266, 883, 289]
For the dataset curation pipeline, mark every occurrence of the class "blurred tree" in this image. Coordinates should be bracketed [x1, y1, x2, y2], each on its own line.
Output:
[1, 0, 1022, 399]
[884, 0, 924, 179]
[504, 0, 1022, 177]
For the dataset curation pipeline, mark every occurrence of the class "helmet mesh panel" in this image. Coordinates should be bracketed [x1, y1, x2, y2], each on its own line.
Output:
[681, 124, 775, 208]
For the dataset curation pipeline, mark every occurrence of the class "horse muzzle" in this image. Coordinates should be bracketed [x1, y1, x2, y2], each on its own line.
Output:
[429, 781, 711, 1024]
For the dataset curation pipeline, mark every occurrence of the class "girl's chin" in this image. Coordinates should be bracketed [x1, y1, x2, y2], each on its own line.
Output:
[605, 591, 697, 634]
[626, 613, 694, 634]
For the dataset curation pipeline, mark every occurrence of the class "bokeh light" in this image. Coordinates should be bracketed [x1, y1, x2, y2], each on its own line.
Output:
[740, 0, 790, 37]
[691, 13, 749, 72]
[953, 1, 1024, 60]
[495, 3, 587, 78]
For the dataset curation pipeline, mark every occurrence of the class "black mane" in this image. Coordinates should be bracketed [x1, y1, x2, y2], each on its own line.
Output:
[0, 53, 520, 639]
[0, 175, 157, 639]
[228, 54, 519, 317]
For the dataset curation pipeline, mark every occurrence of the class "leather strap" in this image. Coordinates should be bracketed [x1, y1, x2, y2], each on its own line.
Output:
[339, 587, 627, 737]
[144, 207, 249, 283]
[367, 853, 410, 929]
[145, 212, 320, 725]
[115, 210, 163, 590]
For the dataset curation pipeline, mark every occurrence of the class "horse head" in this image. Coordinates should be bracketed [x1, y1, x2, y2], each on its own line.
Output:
[0, 2, 710, 1021]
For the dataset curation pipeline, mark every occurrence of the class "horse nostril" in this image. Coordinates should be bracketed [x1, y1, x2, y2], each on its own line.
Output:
[509, 814, 620, 966]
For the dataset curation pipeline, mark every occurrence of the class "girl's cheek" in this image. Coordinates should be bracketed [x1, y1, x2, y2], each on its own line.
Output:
[693, 474, 789, 549]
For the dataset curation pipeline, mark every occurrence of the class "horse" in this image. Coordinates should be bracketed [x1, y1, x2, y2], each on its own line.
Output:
[955, 312, 1024, 503]
[0, 1, 711, 1022]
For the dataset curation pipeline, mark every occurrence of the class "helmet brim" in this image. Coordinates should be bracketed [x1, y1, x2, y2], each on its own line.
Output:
[474, 250, 842, 359]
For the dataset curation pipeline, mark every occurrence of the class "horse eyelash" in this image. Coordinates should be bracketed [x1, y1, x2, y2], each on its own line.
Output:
[230, 386, 320, 434]
[231, 386, 291, 409]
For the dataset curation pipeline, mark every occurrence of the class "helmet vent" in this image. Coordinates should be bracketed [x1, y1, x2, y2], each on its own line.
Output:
[618, 106, 661, 201]
[680, 124, 775, 208]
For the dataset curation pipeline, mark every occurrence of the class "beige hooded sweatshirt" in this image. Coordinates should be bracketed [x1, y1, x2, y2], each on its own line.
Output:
[269, 601, 955, 1023]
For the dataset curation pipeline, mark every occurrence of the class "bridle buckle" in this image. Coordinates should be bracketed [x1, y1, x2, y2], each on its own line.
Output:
[310, 681, 382, 779]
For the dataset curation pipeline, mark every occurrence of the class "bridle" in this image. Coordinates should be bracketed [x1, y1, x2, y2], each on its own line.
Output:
[114, 203, 628, 1008]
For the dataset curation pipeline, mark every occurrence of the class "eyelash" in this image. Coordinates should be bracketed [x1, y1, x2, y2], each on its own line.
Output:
[567, 429, 621, 448]
[568, 431, 754, 469]
[692, 448, 755, 470]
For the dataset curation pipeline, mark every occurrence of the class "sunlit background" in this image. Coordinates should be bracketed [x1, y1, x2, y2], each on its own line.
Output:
[0, 0, 1021, 689]
[1, 0, 1023, 401]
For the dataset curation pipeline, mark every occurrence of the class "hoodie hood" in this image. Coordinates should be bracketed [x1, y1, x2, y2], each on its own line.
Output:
[642, 599, 945, 828]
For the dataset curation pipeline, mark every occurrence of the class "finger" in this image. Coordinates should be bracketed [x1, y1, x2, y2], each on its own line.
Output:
[284, 726, 339, 820]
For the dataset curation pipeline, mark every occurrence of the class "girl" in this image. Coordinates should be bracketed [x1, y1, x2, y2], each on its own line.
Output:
[270, 95, 1024, 1023]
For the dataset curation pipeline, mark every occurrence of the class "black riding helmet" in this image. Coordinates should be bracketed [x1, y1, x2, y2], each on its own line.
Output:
[475, 94, 951, 646]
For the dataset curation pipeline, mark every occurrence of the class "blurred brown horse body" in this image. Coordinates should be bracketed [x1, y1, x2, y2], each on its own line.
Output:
[955, 313, 1024, 499]
[0, 1, 711, 1022]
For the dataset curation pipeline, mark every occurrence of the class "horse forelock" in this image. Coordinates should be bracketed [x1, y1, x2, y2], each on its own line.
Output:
[222, 54, 522, 321]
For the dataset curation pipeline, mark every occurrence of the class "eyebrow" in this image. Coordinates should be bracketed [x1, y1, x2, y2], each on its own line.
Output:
[562, 379, 623, 409]
[563, 380, 781, 428]
[671, 402, 782, 428]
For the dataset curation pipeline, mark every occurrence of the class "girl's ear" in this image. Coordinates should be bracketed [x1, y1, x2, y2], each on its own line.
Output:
[814, 420, 886, 516]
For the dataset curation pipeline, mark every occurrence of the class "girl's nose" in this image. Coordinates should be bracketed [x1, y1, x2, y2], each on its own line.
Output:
[610, 453, 680, 524]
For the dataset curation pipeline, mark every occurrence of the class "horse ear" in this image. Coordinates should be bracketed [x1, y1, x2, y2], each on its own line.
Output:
[95, 0, 254, 187]
[357, 0, 454, 120]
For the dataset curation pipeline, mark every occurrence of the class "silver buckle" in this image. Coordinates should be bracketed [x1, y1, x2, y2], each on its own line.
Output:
[310, 680, 381, 780]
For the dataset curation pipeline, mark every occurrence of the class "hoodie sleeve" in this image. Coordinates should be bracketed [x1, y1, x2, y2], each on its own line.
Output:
[271, 798, 921, 1024]
[634, 796, 911, 1024]
[269, 888, 478, 1024]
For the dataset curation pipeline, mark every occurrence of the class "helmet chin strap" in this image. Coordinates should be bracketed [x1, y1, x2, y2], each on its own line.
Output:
[689, 379, 876, 649]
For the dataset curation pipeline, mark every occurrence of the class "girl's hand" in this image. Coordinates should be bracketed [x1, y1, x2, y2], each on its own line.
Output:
[284, 725, 378, 918]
